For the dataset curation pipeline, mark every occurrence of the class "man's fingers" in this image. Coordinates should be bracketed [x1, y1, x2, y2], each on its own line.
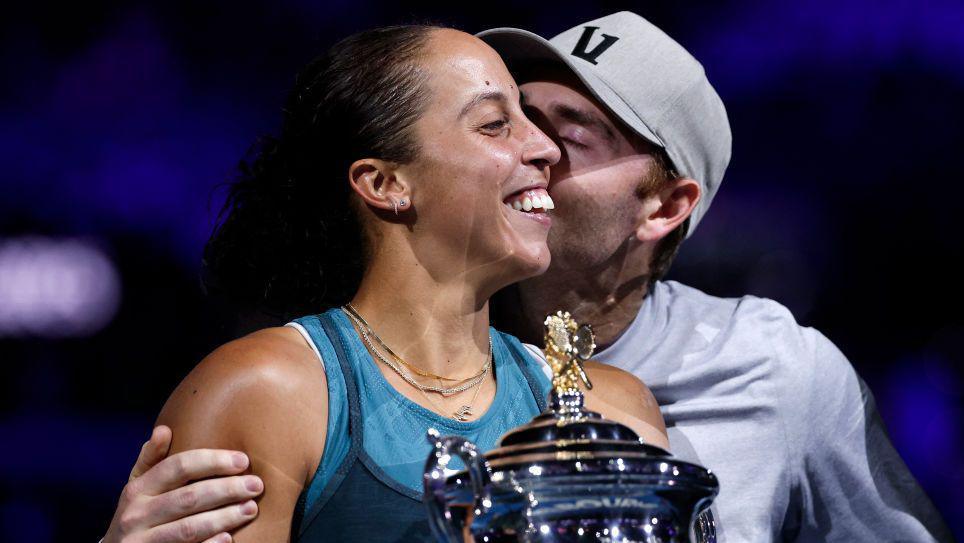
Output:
[130, 426, 173, 482]
[133, 449, 250, 496]
[144, 500, 258, 543]
[142, 475, 264, 528]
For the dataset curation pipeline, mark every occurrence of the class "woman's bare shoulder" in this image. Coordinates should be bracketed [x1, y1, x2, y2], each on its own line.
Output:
[194, 326, 320, 387]
[581, 361, 669, 450]
[154, 327, 329, 541]
[158, 326, 327, 453]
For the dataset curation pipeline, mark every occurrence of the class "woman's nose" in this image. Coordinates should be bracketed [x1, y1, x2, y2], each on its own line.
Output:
[522, 121, 562, 171]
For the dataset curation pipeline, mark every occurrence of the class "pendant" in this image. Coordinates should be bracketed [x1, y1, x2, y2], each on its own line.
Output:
[454, 405, 473, 421]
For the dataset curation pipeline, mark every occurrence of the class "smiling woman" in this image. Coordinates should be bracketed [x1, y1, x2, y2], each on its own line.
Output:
[103, 24, 667, 543]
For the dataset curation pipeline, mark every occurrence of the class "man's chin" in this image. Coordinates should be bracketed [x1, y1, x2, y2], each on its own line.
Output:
[544, 241, 608, 274]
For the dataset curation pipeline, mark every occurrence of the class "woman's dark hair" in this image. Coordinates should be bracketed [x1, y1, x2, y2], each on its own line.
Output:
[203, 25, 438, 321]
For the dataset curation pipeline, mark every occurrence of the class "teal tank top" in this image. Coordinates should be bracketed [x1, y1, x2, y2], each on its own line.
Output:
[286, 308, 552, 538]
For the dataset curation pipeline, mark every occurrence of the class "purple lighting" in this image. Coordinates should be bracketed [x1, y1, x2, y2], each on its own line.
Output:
[0, 236, 120, 338]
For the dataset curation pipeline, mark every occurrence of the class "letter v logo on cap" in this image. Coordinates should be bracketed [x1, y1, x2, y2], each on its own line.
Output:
[570, 26, 619, 65]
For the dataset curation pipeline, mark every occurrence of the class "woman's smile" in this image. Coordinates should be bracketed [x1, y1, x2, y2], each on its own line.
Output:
[502, 187, 554, 228]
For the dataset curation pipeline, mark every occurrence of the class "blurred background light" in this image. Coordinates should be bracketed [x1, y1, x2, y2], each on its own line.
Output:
[0, 236, 120, 338]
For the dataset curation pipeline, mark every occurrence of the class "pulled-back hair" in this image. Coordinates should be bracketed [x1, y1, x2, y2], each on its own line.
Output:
[203, 25, 438, 320]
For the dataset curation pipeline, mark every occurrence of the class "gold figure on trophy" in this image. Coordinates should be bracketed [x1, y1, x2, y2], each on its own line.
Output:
[543, 310, 596, 395]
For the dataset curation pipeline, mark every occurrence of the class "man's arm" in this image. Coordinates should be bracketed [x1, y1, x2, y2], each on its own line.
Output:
[792, 329, 952, 541]
[103, 426, 263, 543]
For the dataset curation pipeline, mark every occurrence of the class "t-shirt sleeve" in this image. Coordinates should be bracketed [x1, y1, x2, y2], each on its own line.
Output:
[792, 328, 952, 541]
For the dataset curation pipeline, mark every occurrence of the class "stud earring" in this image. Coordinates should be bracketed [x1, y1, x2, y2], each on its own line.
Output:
[399, 199, 407, 207]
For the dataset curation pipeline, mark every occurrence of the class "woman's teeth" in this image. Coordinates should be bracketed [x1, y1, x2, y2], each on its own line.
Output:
[506, 189, 555, 213]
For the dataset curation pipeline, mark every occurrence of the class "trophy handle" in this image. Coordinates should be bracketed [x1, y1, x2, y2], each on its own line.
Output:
[423, 428, 493, 543]
[692, 507, 717, 543]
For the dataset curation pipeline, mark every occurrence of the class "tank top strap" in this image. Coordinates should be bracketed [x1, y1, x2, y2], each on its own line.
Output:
[318, 311, 365, 449]
[319, 311, 425, 501]
[497, 331, 550, 413]
[289, 311, 365, 537]
[292, 309, 454, 541]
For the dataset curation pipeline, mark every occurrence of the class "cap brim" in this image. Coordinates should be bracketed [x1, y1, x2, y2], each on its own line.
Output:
[477, 27, 665, 148]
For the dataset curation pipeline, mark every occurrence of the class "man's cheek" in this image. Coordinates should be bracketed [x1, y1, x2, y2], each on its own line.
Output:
[563, 152, 593, 173]
[564, 150, 616, 182]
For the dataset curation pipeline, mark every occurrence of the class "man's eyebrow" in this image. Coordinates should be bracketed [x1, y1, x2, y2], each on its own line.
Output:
[458, 91, 508, 119]
[552, 103, 617, 144]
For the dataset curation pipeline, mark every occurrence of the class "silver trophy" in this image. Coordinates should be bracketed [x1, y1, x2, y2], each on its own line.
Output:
[423, 311, 719, 542]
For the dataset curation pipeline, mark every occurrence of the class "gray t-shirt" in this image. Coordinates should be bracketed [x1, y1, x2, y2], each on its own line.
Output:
[595, 280, 951, 542]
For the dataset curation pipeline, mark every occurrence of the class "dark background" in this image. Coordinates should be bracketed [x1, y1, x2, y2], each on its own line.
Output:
[1, 1, 962, 540]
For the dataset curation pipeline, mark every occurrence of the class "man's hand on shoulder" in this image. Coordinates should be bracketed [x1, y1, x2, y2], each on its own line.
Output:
[103, 425, 263, 543]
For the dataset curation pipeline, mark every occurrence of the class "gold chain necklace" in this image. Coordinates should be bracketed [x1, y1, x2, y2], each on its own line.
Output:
[344, 303, 487, 383]
[415, 374, 486, 422]
[342, 306, 490, 421]
[341, 306, 493, 405]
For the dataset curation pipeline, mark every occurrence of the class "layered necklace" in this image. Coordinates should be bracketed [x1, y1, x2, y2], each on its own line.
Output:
[342, 303, 492, 422]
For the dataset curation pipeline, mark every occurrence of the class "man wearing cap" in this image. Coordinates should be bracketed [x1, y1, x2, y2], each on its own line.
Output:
[479, 12, 950, 541]
[103, 12, 951, 542]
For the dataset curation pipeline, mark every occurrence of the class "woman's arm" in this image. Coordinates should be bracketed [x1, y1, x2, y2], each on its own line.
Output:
[157, 327, 328, 542]
[582, 361, 670, 450]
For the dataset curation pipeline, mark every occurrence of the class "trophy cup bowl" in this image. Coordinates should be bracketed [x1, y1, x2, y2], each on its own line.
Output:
[422, 312, 719, 543]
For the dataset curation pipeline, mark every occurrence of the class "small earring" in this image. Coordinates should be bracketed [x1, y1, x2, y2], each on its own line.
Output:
[399, 199, 407, 207]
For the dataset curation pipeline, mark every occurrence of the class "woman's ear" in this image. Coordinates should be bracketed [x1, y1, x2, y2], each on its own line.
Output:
[348, 159, 412, 214]
[635, 178, 701, 243]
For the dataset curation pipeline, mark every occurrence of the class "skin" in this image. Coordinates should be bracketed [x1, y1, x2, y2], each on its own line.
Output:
[509, 75, 702, 347]
[107, 29, 668, 543]
[103, 426, 263, 543]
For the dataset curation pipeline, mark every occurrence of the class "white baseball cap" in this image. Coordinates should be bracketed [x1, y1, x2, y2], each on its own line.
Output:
[479, 11, 732, 238]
